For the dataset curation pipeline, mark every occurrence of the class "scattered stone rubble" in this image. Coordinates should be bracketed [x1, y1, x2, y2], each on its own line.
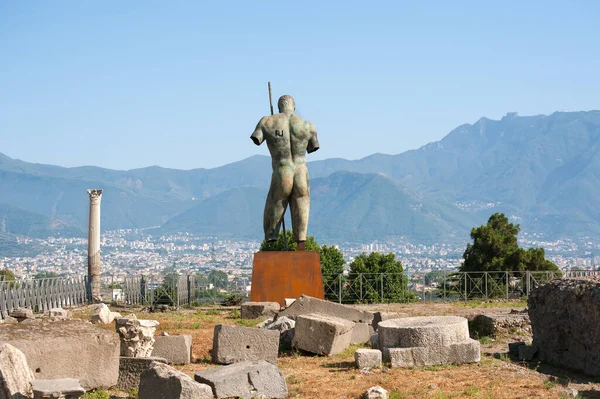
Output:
[529, 279, 600, 375]
[258, 316, 296, 348]
[9, 307, 34, 322]
[90, 303, 121, 324]
[379, 316, 480, 367]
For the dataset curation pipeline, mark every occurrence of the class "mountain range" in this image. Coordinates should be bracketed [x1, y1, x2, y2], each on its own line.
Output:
[1, 110, 599, 244]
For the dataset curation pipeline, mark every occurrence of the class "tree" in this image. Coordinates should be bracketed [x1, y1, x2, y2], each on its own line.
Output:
[208, 269, 228, 290]
[0, 269, 16, 282]
[260, 230, 320, 252]
[34, 271, 58, 279]
[320, 244, 345, 301]
[458, 213, 559, 298]
[460, 213, 559, 273]
[346, 252, 415, 303]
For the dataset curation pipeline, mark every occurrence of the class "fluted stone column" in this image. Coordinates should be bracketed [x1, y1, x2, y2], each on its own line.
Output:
[87, 189, 103, 302]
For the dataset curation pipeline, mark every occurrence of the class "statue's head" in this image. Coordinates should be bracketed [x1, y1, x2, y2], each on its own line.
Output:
[277, 95, 295, 113]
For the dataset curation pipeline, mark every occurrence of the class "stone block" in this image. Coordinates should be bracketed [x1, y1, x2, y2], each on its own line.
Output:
[355, 349, 382, 369]
[9, 307, 34, 321]
[518, 345, 538, 361]
[90, 303, 113, 324]
[508, 341, 526, 357]
[363, 386, 388, 399]
[278, 295, 374, 324]
[0, 319, 120, 389]
[384, 339, 480, 367]
[152, 335, 192, 365]
[372, 311, 408, 330]
[47, 308, 71, 319]
[117, 357, 167, 391]
[139, 361, 213, 399]
[241, 302, 280, 319]
[32, 378, 85, 399]
[0, 316, 18, 324]
[529, 279, 600, 375]
[351, 322, 373, 345]
[260, 316, 296, 348]
[0, 343, 34, 399]
[370, 333, 379, 350]
[469, 314, 530, 337]
[292, 313, 354, 356]
[212, 324, 279, 364]
[195, 360, 288, 399]
[379, 316, 470, 349]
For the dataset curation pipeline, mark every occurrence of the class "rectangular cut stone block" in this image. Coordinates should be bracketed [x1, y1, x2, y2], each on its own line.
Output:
[384, 339, 481, 367]
[350, 322, 373, 344]
[195, 360, 288, 399]
[140, 361, 213, 399]
[250, 252, 324, 307]
[152, 335, 192, 365]
[292, 313, 354, 356]
[355, 349, 382, 369]
[0, 319, 119, 390]
[32, 379, 85, 399]
[212, 325, 279, 364]
[117, 356, 167, 391]
[241, 302, 280, 319]
[278, 295, 374, 324]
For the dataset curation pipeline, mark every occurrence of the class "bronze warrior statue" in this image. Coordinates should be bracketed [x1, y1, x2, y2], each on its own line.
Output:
[251, 95, 319, 250]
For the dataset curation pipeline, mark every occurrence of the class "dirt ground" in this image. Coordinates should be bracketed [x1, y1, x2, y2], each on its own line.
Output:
[82, 300, 600, 399]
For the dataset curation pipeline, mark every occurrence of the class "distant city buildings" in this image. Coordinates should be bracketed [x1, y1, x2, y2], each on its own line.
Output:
[1, 229, 598, 282]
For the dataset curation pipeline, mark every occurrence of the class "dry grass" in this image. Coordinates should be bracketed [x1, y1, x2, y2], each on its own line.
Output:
[85, 302, 590, 399]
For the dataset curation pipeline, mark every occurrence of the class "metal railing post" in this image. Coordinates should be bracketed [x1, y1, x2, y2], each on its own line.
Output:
[338, 274, 342, 304]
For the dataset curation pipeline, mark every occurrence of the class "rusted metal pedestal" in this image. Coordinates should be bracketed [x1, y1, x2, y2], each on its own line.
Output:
[250, 251, 324, 307]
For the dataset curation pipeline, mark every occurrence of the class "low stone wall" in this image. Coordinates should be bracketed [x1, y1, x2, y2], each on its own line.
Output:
[529, 279, 600, 375]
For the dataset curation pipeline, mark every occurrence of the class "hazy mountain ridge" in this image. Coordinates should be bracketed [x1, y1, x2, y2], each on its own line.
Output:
[1, 110, 599, 242]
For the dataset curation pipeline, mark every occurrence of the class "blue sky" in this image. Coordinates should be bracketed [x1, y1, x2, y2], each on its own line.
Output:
[1, 1, 598, 170]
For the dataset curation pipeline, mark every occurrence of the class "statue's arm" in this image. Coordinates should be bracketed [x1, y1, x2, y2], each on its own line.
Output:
[250, 117, 266, 146]
[307, 122, 320, 153]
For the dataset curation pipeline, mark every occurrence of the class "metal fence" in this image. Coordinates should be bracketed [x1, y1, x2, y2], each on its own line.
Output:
[0, 276, 87, 319]
[322, 271, 566, 304]
[2, 269, 598, 318]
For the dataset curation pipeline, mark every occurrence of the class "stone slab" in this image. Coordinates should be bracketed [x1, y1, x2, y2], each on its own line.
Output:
[0, 343, 34, 399]
[469, 314, 530, 337]
[32, 378, 85, 398]
[292, 313, 354, 356]
[379, 316, 469, 348]
[241, 302, 280, 319]
[212, 324, 279, 364]
[250, 252, 324, 307]
[384, 339, 481, 367]
[278, 295, 374, 324]
[152, 335, 192, 365]
[117, 356, 167, 391]
[355, 349, 382, 369]
[0, 319, 120, 389]
[139, 361, 213, 399]
[194, 360, 288, 399]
